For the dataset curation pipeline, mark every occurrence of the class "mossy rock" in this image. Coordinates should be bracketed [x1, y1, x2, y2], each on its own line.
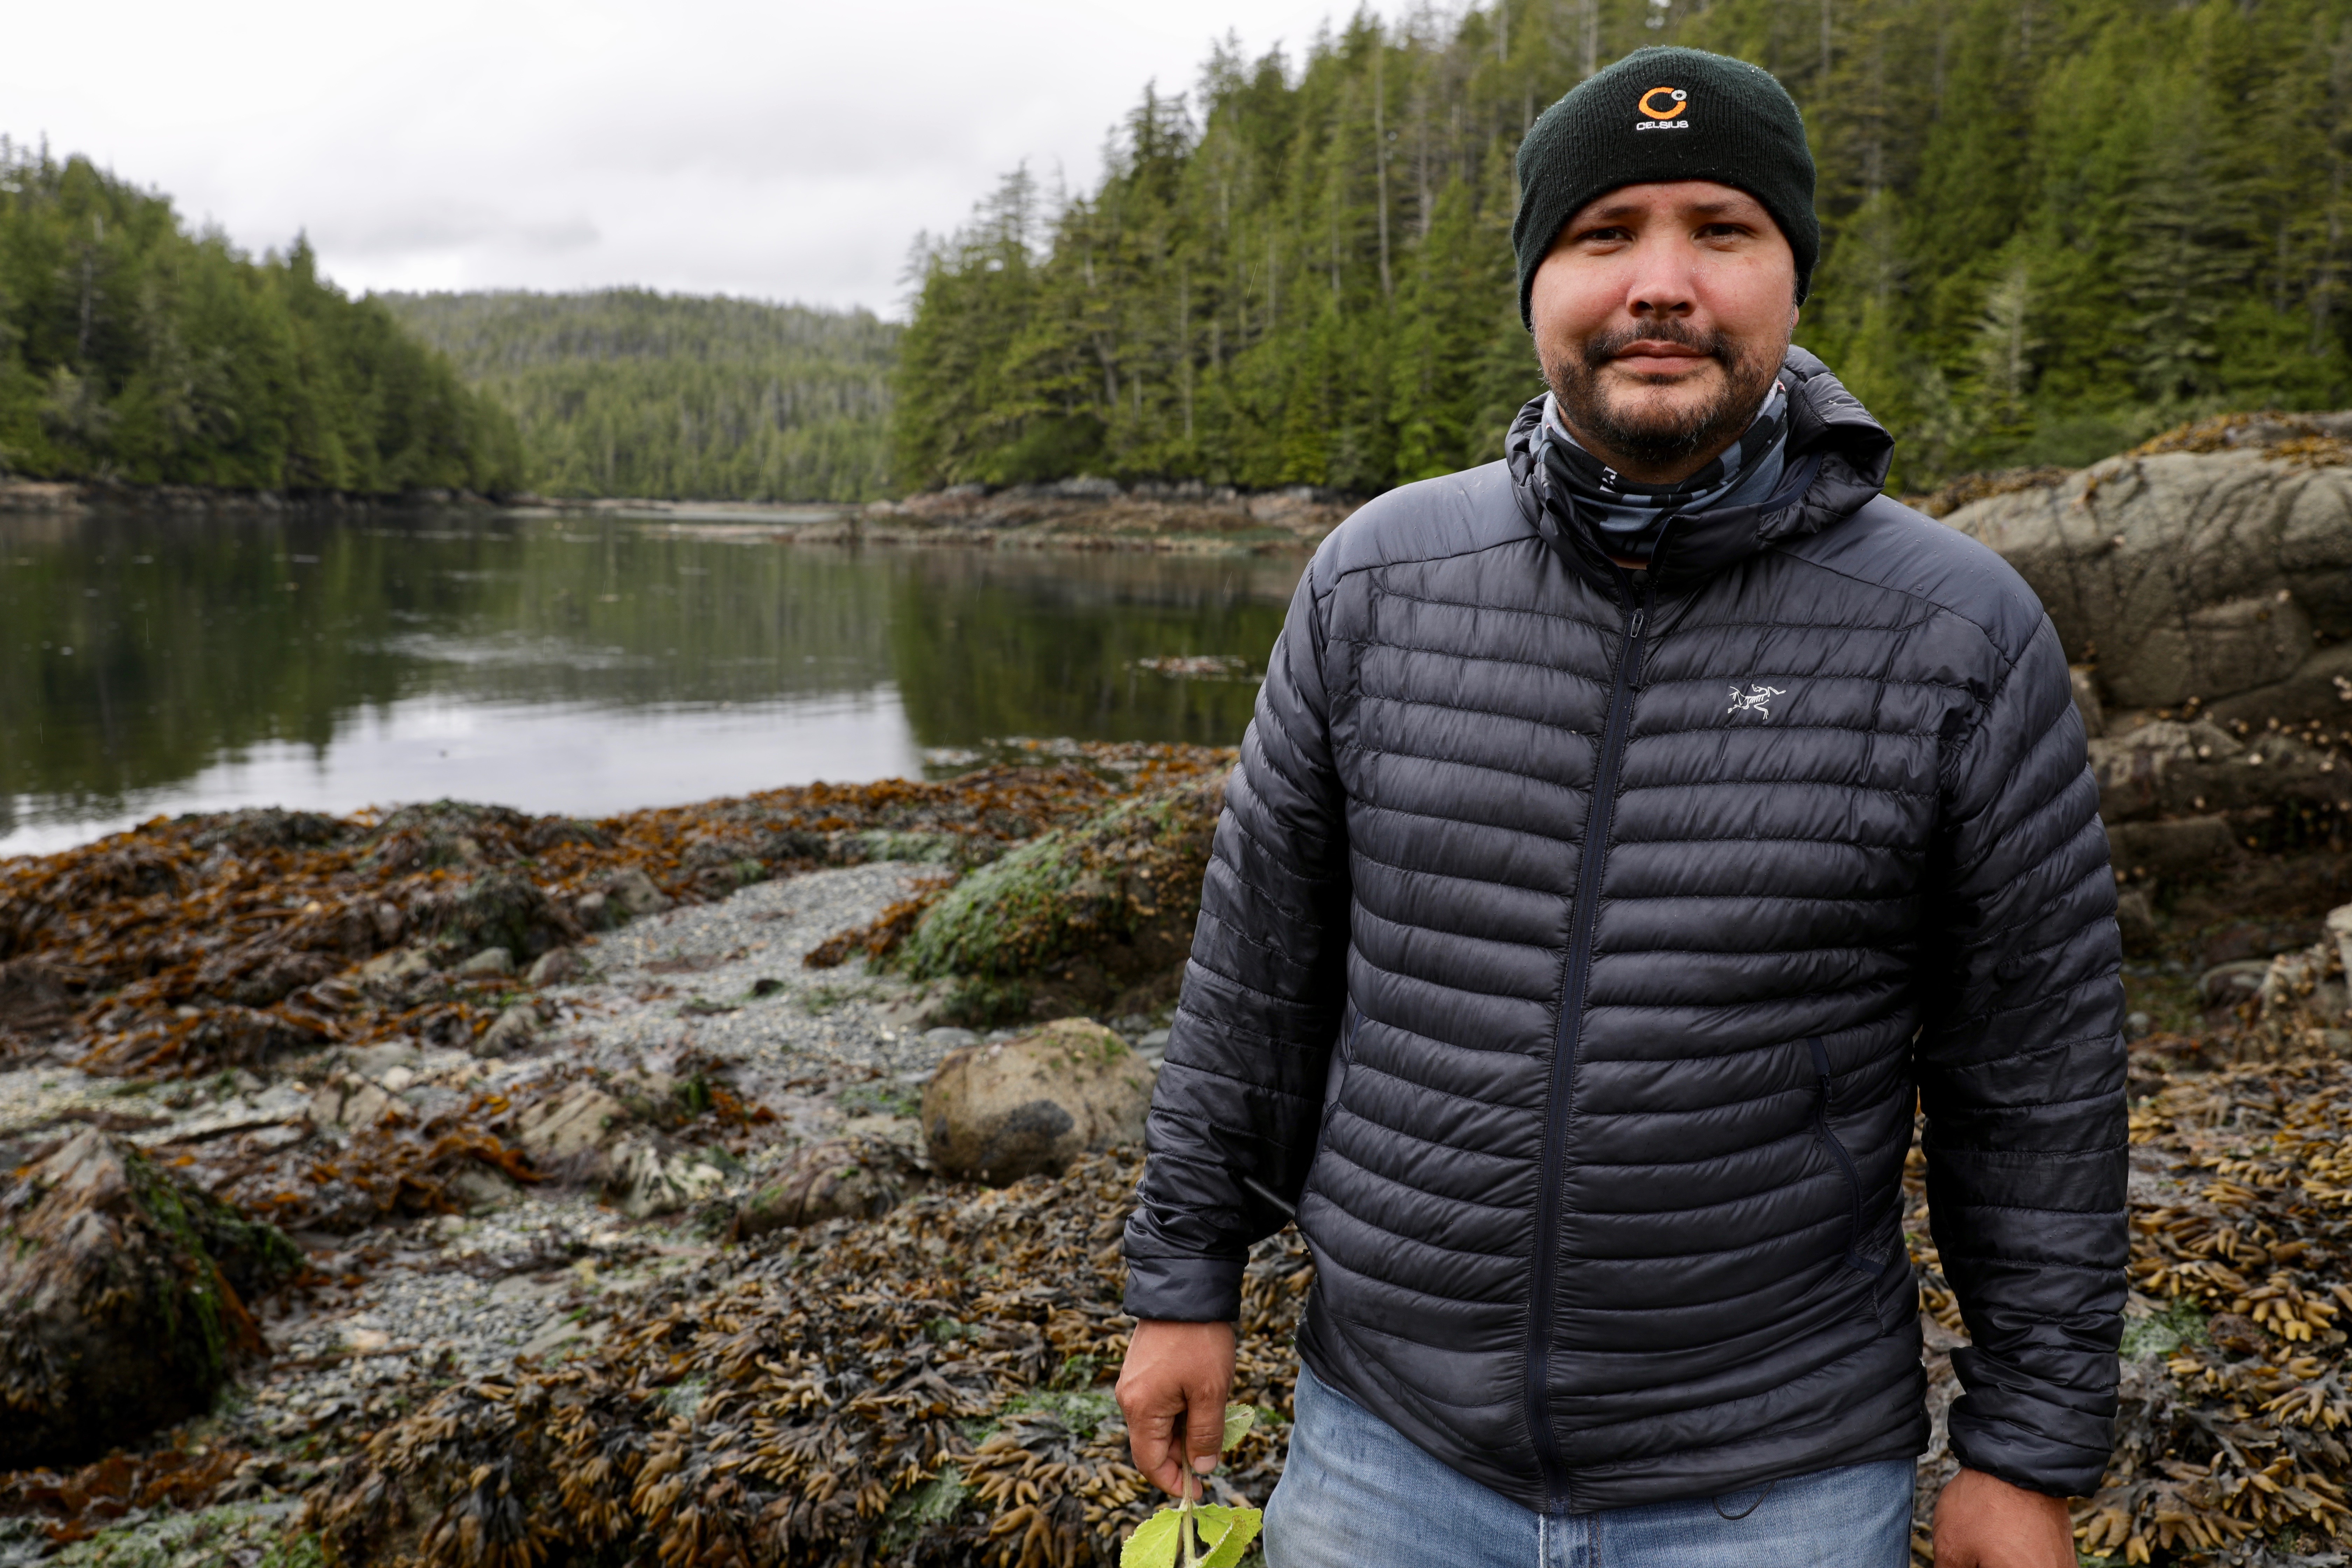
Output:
[899, 779, 1219, 986]
[0, 1128, 302, 1468]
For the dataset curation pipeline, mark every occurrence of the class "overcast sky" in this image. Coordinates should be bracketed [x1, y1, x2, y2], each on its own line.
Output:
[5, 0, 1398, 320]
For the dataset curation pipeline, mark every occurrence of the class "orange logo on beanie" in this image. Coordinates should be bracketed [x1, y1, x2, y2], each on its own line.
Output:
[1634, 85, 1691, 131]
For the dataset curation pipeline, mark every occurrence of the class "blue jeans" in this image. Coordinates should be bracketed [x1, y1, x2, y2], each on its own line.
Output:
[1264, 1365, 1914, 1568]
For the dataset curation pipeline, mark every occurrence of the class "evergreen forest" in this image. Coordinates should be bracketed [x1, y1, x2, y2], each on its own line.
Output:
[382, 290, 898, 504]
[0, 139, 523, 495]
[892, 0, 2352, 496]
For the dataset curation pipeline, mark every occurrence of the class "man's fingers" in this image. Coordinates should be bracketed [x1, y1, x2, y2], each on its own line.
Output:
[1186, 1382, 1226, 1475]
[1146, 1418, 1186, 1495]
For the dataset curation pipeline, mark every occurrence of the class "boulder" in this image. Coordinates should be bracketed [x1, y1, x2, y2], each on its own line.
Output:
[477, 1005, 541, 1057]
[357, 946, 434, 990]
[733, 1138, 912, 1237]
[310, 1072, 405, 1131]
[606, 867, 673, 920]
[2329, 903, 2352, 977]
[2114, 888, 2157, 954]
[2068, 665, 2106, 739]
[0, 1128, 301, 1467]
[524, 947, 586, 986]
[1944, 434, 2352, 714]
[444, 1163, 525, 1214]
[408, 870, 575, 963]
[455, 946, 515, 978]
[921, 1017, 1152, 1184]
[2200, 959, 2274, 1011]
[511, 1084, 634, 1181]
[2107, 816, 2239, 881]
[0, 955, 76, 1040]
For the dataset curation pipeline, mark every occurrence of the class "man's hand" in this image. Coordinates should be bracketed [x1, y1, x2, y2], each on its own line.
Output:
[1932, 1467, 2075, 1568]
[1116, 1319, 1237, 1499]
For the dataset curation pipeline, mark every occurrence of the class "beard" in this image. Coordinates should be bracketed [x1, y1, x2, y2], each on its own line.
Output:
[1540, 320, 1782, 473]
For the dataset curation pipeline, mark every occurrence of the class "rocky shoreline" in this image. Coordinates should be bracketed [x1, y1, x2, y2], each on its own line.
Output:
[0, 473, 1355, 555]
[0, 744, 1232, 1564]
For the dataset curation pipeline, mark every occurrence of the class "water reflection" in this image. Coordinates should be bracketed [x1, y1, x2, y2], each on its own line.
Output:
[0, 509, 1302, 854]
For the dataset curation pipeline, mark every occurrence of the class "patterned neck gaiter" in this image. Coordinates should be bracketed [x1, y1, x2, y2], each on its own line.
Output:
[1537, 379, 1790, 565]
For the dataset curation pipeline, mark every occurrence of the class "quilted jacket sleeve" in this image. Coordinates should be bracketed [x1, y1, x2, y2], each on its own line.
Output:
[1919, 614, 2128, 1497]
[1122, 562, 1352, 1323]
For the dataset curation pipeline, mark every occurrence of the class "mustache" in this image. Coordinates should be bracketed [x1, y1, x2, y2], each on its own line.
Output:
[1582, 320, 1726, 370]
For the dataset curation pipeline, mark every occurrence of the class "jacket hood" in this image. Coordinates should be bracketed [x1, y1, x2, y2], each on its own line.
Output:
[1506, 346, 1895, 594]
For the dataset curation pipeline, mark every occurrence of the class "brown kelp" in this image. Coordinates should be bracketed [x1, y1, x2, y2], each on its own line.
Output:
[300, 1150, 1307, 1568]
[0, 744, 1234, 1078]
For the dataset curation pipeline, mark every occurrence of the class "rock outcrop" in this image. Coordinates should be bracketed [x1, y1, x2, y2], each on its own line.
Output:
[0, 1128, 301, 1467]
[1944, 414, 2352, 722]
[921, 1017, 1152, 1183]
[1940, 419, 2352, 916]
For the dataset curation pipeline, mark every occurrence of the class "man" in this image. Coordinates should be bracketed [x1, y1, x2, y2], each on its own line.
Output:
[1115, 44, 2124, 1568]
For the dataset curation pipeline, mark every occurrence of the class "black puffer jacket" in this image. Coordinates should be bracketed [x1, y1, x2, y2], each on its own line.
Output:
[1124, 350, 2127, 1512]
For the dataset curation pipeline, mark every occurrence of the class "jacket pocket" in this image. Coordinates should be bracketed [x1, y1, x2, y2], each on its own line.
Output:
[1807, 1037, 1879, 1275]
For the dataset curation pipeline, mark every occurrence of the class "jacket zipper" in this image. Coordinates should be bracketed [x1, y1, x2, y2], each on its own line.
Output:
[1524, 587, 1650, 1511]
[1807, 1036, 1876, 1273]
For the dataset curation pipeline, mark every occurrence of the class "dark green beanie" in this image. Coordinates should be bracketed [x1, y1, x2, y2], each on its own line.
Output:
[1513, 47, 1819, 327]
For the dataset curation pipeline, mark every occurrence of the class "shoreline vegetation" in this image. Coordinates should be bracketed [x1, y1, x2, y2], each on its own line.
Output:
[0, 410, 2315, 559]
[378, 290, 897, 506]
[0, 143, 520, 499]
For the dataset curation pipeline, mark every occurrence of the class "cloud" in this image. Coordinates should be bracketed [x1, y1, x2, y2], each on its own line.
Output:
[0, 0, 1383, 315]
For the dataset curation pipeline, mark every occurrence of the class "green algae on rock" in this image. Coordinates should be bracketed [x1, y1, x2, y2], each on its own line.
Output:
[890, 777, 1224, 1026]
[46, 1500, 319, 1568]
[1, 1129, 302, 1469]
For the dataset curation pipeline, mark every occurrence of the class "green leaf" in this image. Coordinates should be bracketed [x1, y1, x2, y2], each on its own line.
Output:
[1195, 1504, 1265, 1568]
[1220, 1402, 1256, 1451]
[1122, 1508, 1184, 1568]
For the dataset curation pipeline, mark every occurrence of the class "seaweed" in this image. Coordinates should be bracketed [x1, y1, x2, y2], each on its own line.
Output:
[0, 1444, 253, 1544]
[0, 743, 1235, 1080]
[300, 1152, 1307, 1568]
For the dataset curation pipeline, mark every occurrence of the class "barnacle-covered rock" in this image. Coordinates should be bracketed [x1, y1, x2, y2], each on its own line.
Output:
[610, 1131, 739, 1219]
[733, 1136, 912, 1236]
[900, 781, 1219, 985]
[0, 1128, 300, 1468]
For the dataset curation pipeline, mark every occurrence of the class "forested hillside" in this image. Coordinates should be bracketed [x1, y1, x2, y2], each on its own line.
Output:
[382, 290, 897, 503]
[0, 140, 522, 495]
[895, 0, 2351, 495]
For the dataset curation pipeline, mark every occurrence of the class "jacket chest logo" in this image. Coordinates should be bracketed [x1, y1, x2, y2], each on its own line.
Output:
[1726, 682, 1786, 720]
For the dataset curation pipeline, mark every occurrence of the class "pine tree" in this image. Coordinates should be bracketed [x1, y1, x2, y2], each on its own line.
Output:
[895, 0, 2352, 495]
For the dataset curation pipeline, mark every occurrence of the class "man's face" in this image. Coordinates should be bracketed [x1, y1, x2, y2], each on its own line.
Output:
[1528, 181, 1800, 482]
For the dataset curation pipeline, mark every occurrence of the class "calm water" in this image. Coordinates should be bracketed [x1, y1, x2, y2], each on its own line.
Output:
[0, 509, 1303, 856]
